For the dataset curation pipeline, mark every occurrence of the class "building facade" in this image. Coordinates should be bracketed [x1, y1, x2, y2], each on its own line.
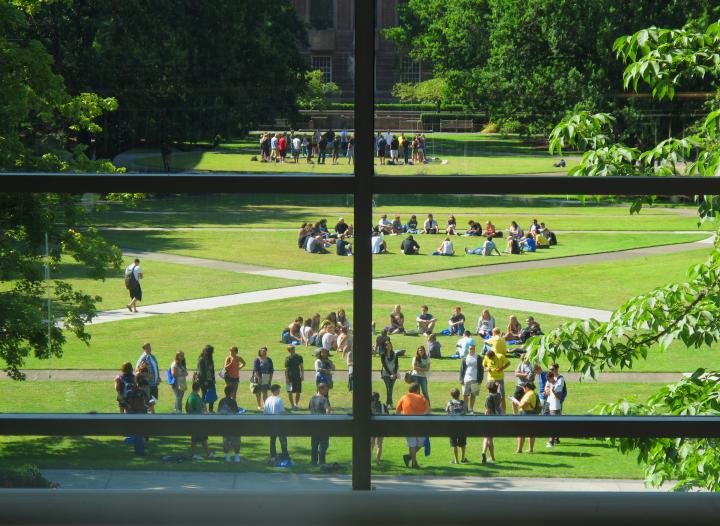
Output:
[292, 0, 431, 100]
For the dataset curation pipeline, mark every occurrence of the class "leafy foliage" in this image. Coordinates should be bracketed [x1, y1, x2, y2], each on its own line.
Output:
[392, 78, 449, 111]
[297, 70, 341, 110]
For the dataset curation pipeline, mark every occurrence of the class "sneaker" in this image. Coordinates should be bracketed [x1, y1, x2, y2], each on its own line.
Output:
[411, 463, 419, 469]
[546, 441, 554, 448]
[403, 454, 411, 467]
[481, 453, 487, 464]
[234, 455, 241, 463]
[224, 454, 231, 462]
[461, 458, 469, 463]
[467, 411, 474, 416]
[451, 460, 458, 464]
[487, 459, 495, 464]
[192, 454, 204, 461]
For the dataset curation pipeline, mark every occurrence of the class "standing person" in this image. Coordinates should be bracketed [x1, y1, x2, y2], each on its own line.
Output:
[545, 363, 566, 447]
[460, 344, 482, 414]
[380, 344, 398, 407]
[223, 346, 246, 400]
[446, 388, 468, 464]
[278, 133, 287, 163]
[292, 134, 301, 163]
[401, 133, 410, 164]
[511, 352, 535, 415]
[482, 381, 502, 464]
[264, 384, 290, 464]
[115, 362, 136, 414]
[347, 134, 354, 164]
[482, 350, 511, 414]
[515, 382, 539, 454]
[370, 392, 388, 465]
[396, 383, 431, 469]
[448, 306, 465, 335]
[170, 351, 188, 414]
[318, 133, 328, 164]
[252, 347, 274, 411]
[346, 348, 354, 392]
[135, 342, 160, 407]
[331, 134, 341, 165]
[416, 305, 436, 335]
[390, 135, 399, 164]
[314, 348, 335, 397]
[308, 383, 332, 466]
[410, 346, 431, 402]
[217, 385, 241, 463]
[376, 133, 386, 165]
[186, 381, 214, 460]
[123, 368, 148, 456]
[284, 345, 304, 410]
[196, 344, 217, 413]
[124, 258, 143, 313]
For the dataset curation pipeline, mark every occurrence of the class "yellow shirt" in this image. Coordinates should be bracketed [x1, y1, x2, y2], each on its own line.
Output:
[536, 234, 548, 246]
[488, 335, 507, 355]
[482, 354, 510, 381]
[520, 390, 537, 412]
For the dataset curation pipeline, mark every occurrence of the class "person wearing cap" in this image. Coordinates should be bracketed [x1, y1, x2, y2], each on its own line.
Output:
[512, 351, 535, 415]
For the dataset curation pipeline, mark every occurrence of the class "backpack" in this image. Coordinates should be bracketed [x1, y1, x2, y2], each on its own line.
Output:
[510, 239, 521, 254]
[530, 392, 542, 414]
[124, 383, 147, 413]
[166, 366, 176, 385]
[558, 376, 568, 402]
[118, 375, 137, 400]
[124, 265, 137, 290]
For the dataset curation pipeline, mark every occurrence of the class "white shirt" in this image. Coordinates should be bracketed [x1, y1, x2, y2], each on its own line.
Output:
[264, 395, 285, 415]
[548, 376, 565, 411]
[125, 264, 141, 280]
[321, 332, 336, 351]
[456, 336, 476, 357]
[378, 217, 392, 227]
[305, 236, 317, 252]
[301, 325, 313, 341]
[440, 240, 453, 255]
[424, 219, 437, 230]
[463, 354, 479, 383]
[292, 137, 301, 150]
[384, 131, 392, 144]
[270, 137, 278, 149]
[371, 236, 383, 254]
[346, 351, 353, 375]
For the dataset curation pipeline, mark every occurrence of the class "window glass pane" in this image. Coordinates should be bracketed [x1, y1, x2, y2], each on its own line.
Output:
[310, 0, 335, 30]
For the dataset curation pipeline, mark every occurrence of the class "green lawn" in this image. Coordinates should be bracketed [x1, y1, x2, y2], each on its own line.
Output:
[0, 380, 655, 479]
[98, 229, 708, 278]
[424, 248, 714, 311]
[1, 256, 307, 311]
[9, 290, 719, 373]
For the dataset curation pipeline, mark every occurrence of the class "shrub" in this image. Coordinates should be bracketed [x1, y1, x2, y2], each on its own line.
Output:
[481, 122, 498, 134]
[0, 465, 57, 488]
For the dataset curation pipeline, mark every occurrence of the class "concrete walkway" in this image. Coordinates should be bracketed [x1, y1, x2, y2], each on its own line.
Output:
[393, 238, 712, 283]
[3, 369, 683, 383]
[41, 469, 670, 492]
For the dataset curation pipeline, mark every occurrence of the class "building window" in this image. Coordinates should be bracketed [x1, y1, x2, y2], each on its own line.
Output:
[310, 0, 334, 30]
[400, 57, 421, 84]
[312, 55, 333, 82]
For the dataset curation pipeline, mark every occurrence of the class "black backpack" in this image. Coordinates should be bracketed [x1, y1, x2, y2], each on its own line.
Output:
[124, 265, 137, 290]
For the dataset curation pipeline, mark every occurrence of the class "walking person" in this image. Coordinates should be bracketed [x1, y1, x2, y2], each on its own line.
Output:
[135, 342, 160, 408]
[370, 392, 388, 466]
[223, 346, 246, 400]
[308, 383, 332, 466]
[284, 345, 304, 410]
[124, 258, 143, 313]
[170, 351, 188, 414]
[252, 347, 274, 411]
[396, 383, 431, 469]
[410, 345, 431, 402]
[196, 344, 217, 413]
[380, 344, 399, 407]
[264, 384, 290, 464]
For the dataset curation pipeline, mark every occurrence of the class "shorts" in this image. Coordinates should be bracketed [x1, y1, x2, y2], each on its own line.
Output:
[150, 385, 159, 399]
[462, 381, 480, 397]
[129, 284, 142, 301]
[252, 384, 269, 395]
[191, 435, 208, 443]
[406, 436, 426, 449]
[225, 377, 239, 386]
[513, 385, 525, 402]
[549, 408, 562, 416]
[449, 436, 467, 448]
[223, 436, 240, 449]
[494, 380, 505, 396]
[287, 379, 302, 393]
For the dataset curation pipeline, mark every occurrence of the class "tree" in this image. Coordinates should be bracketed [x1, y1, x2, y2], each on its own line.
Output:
[527, 19, 720, 491]
[297, 70, 341, 110]
[391, 78, 448, 111]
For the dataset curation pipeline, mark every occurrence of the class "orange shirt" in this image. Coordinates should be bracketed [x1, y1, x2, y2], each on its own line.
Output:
[224, 355, 240, 378]
[396, 392, 430, 415]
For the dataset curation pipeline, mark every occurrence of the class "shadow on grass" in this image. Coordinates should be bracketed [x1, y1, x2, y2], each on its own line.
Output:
[99, 230, 200, 254]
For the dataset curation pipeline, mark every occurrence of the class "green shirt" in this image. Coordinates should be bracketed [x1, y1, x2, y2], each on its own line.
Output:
[186, 392, 204, 414]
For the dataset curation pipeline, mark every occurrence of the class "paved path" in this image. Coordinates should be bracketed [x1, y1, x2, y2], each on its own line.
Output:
[393, 238, 712, 283]
[3, 370, 683, 383]
[41, 469, 670, 492]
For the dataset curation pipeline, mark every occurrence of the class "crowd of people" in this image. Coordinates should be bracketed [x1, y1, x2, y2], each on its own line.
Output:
[114, 303, 563, 468]
[294, 214, 558, 256]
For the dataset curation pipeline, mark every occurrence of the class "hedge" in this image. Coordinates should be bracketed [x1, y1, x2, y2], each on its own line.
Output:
[420, 113, 486, 126]
[328, 103, 465, 112]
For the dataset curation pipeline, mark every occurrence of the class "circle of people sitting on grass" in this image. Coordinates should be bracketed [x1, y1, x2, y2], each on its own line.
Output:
[256, 129, 434, 166]
[115, 302, 566, 469]
[299, 214, 558, 256]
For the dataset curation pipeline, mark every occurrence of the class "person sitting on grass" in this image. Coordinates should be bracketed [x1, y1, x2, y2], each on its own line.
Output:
[217, 385, 241, 463]
[427, 333, 442, 359]
[448, 306, 465, 335]
[186, 381, 214, 460]
[283, 317, 303, 344]
[423, 214, 439, 234]
[432, 236, 455, 256]
[391, 215, 404, 234]
[446, 215, 458, 235]
[416, 305, 436, 335]
[482, 381, 502, 464]
[508, 221, 522, 239]
[400, 234, 420, 255]
[515, 382, 539, 454]
[521, 231, 537, 252]
[378, 214, 393, 235]
[336, 234, 352, 256]
[371, 228, 388, 254]
[465, 236, 501, 256]
[530, 219, 540, 234]
[505, 316, 522, 342]
[446, 387, 468, 464]
[335, 217, 350, 236]
[390, 304, 405, 334]
[536, 229, 551, 248]
[297, 222, 311, 249]
[300, 318, 315, 347]
[406, 215, 419, 234]
[337, 326, 351, 358]
[306, 234, 330, 254]
[396, 382, 431, 469]
[476, 309, 496, 338]
[466, 220, 482, 236]
[485, 221, 497, 238]
[505, 235, 523, 255]
[520, 316, 544, 343]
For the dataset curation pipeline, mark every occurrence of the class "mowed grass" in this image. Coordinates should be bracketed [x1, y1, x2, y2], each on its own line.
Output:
[10, 290, 719, 373]
[0, 257, 308, 311]
[0, 380, 655, 479]
[99, 229, 708, 279]
[425, 248, 714, 311]
[85, 194, 707, 231]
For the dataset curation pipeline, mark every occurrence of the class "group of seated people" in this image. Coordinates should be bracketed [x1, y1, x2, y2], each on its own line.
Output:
[298, 218, 354, 256]
[282, 310, 353, 358]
